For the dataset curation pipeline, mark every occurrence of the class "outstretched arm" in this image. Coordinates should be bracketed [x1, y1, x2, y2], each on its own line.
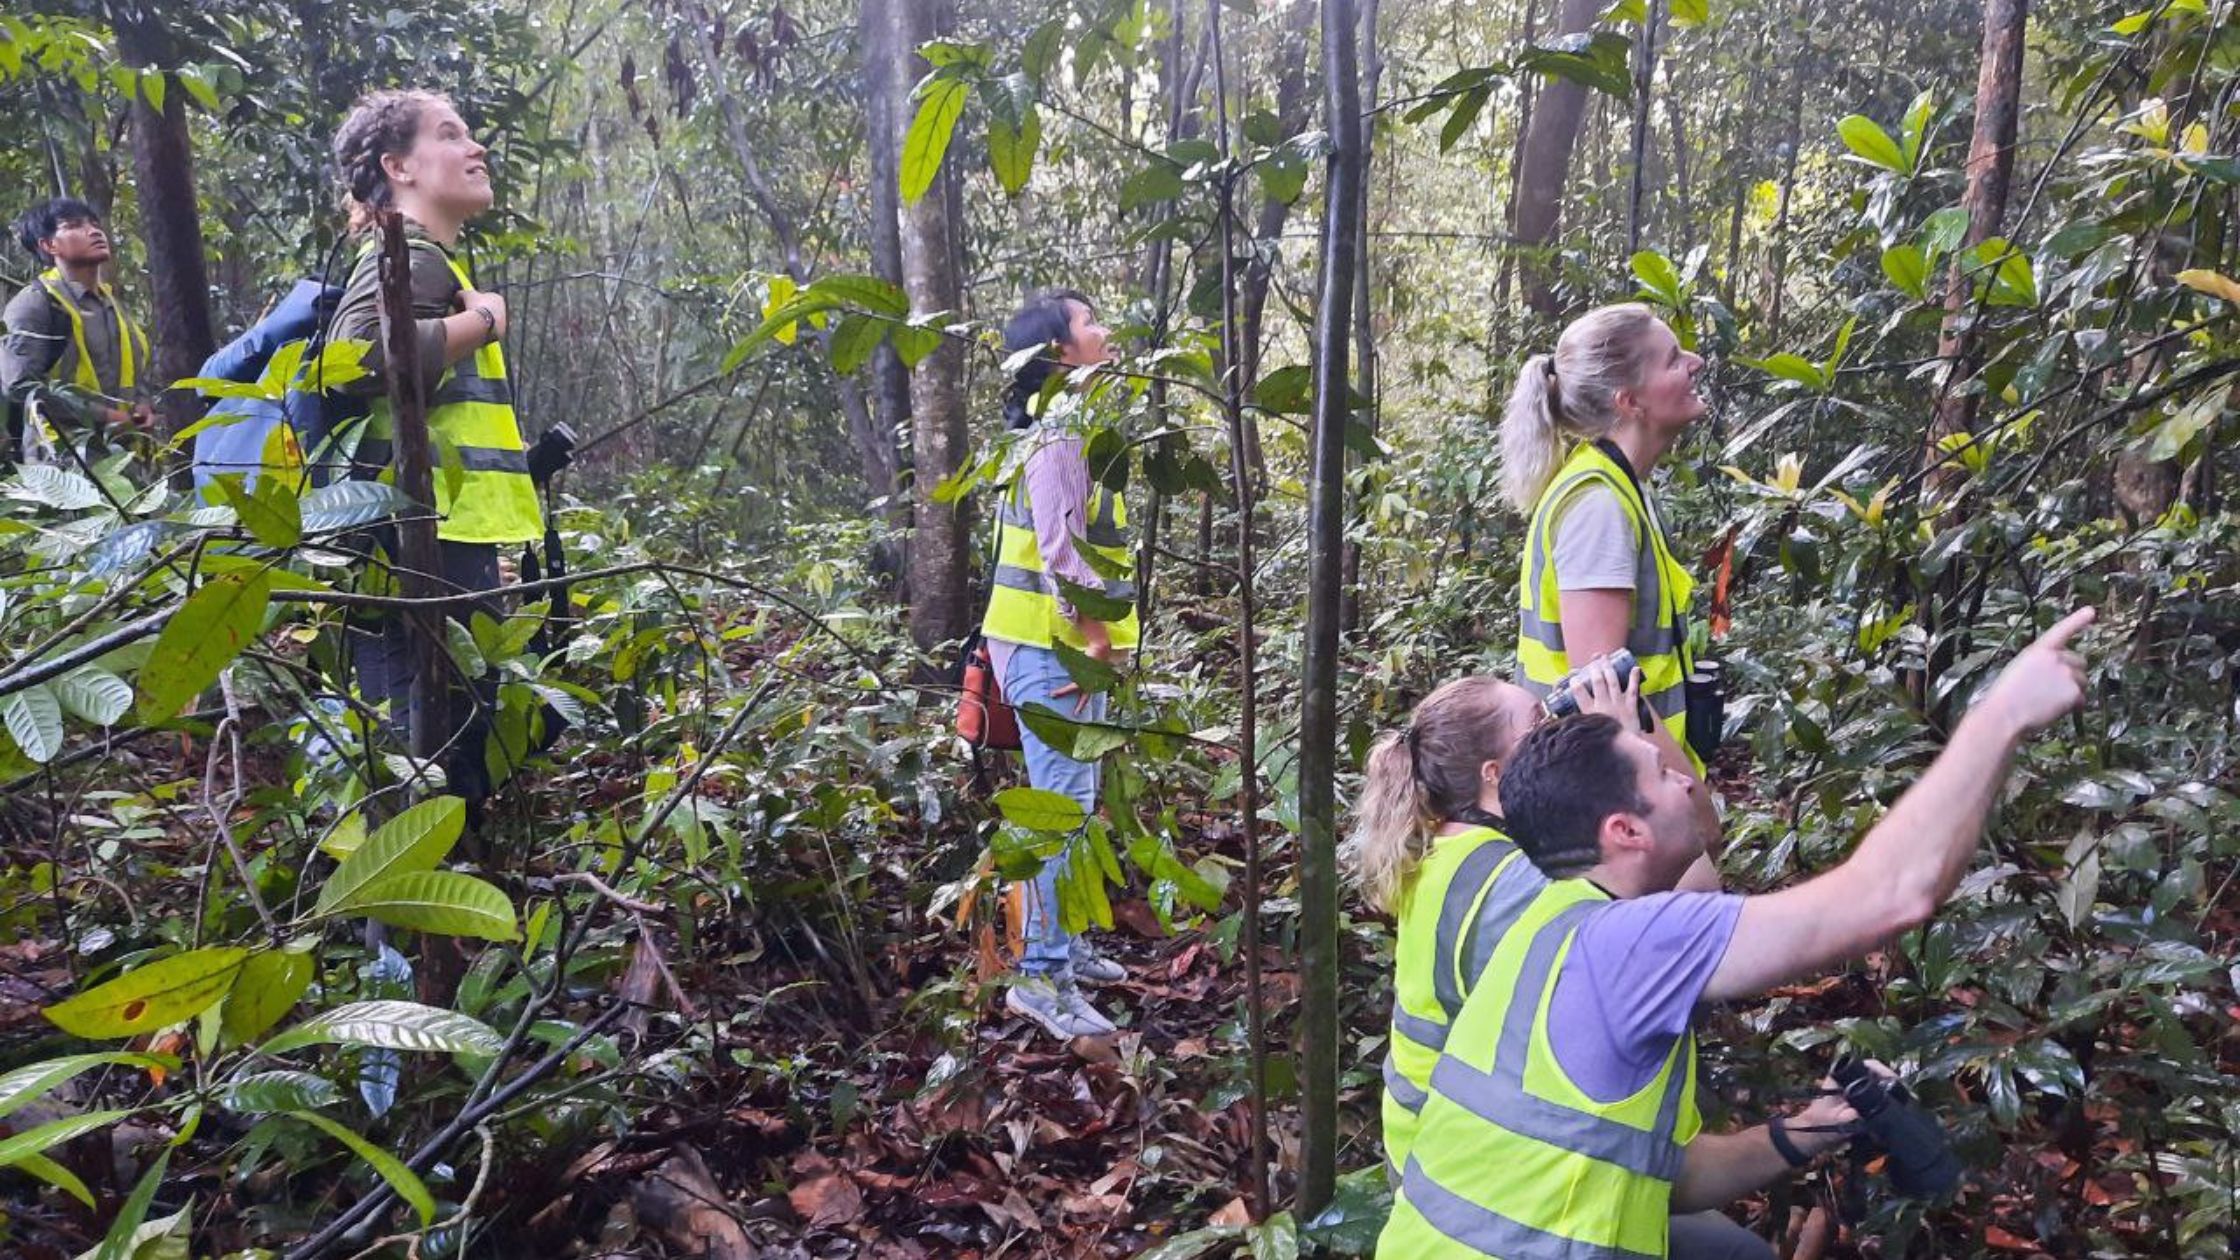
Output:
[1704, 608, 2094, 1002]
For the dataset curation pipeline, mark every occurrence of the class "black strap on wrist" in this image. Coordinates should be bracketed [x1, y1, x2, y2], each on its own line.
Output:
[1768, 1115, 1811, 1169]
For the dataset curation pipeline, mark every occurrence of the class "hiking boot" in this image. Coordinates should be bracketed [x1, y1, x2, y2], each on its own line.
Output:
[1071, 939, 1128, 987]
[1006, 975, 1117, 1040]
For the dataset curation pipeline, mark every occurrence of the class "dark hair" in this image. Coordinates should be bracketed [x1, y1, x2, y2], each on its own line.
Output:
[332, 89, 452, 233]
[14, 197, 101, 263]
[1497, 714, 1646, 877]
[1001, 288, 1092, 429]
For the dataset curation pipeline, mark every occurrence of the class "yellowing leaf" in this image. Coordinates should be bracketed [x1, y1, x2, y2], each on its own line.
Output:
[2175, 269, 2240, 304]
[44, 948, 249, 1040]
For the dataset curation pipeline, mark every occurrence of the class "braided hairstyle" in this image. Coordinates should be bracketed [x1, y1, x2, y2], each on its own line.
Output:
[332, 89, 451, 233]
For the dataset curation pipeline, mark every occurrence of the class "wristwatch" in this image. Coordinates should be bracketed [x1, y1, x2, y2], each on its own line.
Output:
[470, 304, 497, 343]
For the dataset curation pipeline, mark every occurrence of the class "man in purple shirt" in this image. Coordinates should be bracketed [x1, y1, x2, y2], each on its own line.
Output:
[1387, 608, 2094, 1256]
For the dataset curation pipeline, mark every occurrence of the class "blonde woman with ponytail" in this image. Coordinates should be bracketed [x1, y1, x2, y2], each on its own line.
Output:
[1346, 668, 1639, 1179]
[1502, 302, 1714, 778]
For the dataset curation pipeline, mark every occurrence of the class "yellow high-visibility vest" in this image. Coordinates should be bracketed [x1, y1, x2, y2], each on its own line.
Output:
[1517, 441, 1700, 772]
[356, 242, 542, 545]
[1383, 823, 1546, 1179]
[36, 268, 150, 394]
[980, 430, 1139, 651]
[1379, 877, 1700, 1258]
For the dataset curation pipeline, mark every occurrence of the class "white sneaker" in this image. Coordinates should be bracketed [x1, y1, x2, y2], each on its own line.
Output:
[1006, 976, 1117, 1039]
[1071, 939, 1128, 987]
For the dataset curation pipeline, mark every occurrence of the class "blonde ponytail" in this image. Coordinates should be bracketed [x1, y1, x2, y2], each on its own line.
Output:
[1344, 676, 1539, 915]
[1497, 302, 1666, 512]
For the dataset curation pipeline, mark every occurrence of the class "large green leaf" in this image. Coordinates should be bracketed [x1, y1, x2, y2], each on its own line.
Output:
[16, 1151, 93, 1207]
[134, 570, 271, 724]
[44, 947, 250, 1040]
[220, 949, 316, 1046]
[988, 103, 1041, 196]
[52, 666, 132, 727]
[291, 1110, 434, 1226]
[0, 1053, 170, 1123]
[1881, 243, 1929, 300]
[220, 1070, 341, 1113]
[994, 786, 1088, 834]
[0, 1107, 134, 1168]
[261, 1000, 504, 1057]
[2, 683, 64, 763]
[347, 871, 519, 941]
[217, 475, 302, 549]
[901, 77, 968, 203]
[1837, 114, 1908, 173]
[312, 795, 466, 917]
[299, 480, 414, 533]
[88, 1150, 175, 1260]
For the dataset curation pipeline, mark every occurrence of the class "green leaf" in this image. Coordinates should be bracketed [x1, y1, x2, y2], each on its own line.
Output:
[16, 1151, 93, 1208]
[1836, 114, 1907, 173]
[1051, 639, 1122, 695]
[44, 947, 249, 1040]
[346, 871, 519, 941]
[290, 1109, 434, 1226]
[890, 321, 942, 368]
[1668, 0, 1710, 25]
[89, 1151, 173, 1260]
[1629, 250, 1684, 306]
[134, 570, 271, 724]
[217, 475, 302, 548]
[1920, 206, 1970, 257]
[1737, 353, 1829, 390]
[0, 1053, 170, 1124]
[260, 1000, 504, 1057]
[1900, 89, 1936, 171]
[1977, 237, 2037, 307]
[1053, 575, 1132, 623]
[1120, 162, 1186, 212]
[173, 377, 272, 402]
[1022, 20, 1063, 84]
[1018, 703, 1133, 761]
[220, 950, 315, 1046]
[1881, 243, 1929, 299]
[994, 786, 1088, 834]
[828, 312, 885, 375]
[176, 67, 219, 112]
[988, 104, 1041, 197]
[1517, 31, 1634, 100]
[1438, 85, 1491, 153]
[313, 795, 466, 917]
[136, 69, 164, 114]
[299, 479, 413, 533]
[901, 77, 968, 203]
[2, 684, 64, 763]
[1253, 364, 1314, 414]
[0, 1108, 133, 1169]
[8, 463, 103, 510]
[52, 666, 132, 727]
[220, 1070, 341, 1113]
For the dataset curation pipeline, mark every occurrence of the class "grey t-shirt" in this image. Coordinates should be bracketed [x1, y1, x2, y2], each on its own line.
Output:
[1550, 483, 1639, 592]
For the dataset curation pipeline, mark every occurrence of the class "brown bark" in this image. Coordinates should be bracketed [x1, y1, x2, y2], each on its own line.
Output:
[893, 1, 972, 654]
[1340, 0, 1381, 637]
[1230, 0, 1320, 481]
[1625, 0, 1662, 256]
[1924, 0, 2029, 494]
[114, 19, 216, 441]
[1515, 0, 1606, 315]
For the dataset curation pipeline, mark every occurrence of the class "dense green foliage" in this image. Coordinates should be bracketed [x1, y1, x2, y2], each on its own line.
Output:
[1, 0, 2237, 1256]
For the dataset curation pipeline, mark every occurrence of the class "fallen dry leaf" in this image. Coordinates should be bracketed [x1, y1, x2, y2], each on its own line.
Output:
[789, 1171, 865, 1229]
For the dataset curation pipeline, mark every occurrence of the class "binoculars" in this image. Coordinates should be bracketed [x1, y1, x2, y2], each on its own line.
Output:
[1831, 1055, 1962, 1200]
[1542, 649, 1638, 720]
[526, 420, 577, 486]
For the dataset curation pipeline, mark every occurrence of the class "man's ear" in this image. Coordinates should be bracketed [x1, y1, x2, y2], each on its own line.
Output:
[1601, 811, 1653, 857]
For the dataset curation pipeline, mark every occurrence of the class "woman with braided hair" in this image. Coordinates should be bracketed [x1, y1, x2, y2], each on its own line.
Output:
[327, 89, 543, 803]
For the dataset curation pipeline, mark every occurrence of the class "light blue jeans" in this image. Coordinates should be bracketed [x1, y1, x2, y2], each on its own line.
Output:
[997, 643, 1106, 979]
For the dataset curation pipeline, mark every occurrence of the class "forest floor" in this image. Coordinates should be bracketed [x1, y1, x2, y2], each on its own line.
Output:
[1, 727, 2231, 1259]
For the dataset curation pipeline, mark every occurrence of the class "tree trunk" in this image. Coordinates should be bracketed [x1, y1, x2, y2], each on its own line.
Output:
[1924, 0, 2029, 494]
[1765, 65, 1805, 344]
[1230, 0, 1320, 482]
[1297, 0, 1363, 1218]
[113, 20, 216, 442]
[893, 2, 972, 655]
[1515, 0, 1606, 315]
[1625, 0, 1663, 257]
[1340, 0, 1381, 637]
[860, 0, 912, 525]
[1494, 0, 1544, 348]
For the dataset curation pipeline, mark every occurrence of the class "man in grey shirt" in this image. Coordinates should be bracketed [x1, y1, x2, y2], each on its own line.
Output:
[4, 196, 155, 460]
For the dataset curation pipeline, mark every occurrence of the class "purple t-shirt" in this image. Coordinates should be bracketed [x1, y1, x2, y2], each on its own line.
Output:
[1547, 890, 1743, 1102]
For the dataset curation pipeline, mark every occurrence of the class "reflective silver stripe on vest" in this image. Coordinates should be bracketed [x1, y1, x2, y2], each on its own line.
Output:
[992, 561, 1137, 605]
[432, 374, 514, 408]
[454, 446, 531, 474]
[1433, 842, 1522, 1019]
[1525, 468, 1673, 647]
[1392, 1003, 1448, 1051]
[1426, 900, 1690, 1180]
[1398, 1154, 1663, 1260]
[1457, 849, 1550, 993]
[999, 483, 1126, 549]
[1384, 1052, 1430, 1112]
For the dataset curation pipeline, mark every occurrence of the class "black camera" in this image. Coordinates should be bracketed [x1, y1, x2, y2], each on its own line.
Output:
[1830, 1055, 1962, 1200]
[526, 421, 577, 486]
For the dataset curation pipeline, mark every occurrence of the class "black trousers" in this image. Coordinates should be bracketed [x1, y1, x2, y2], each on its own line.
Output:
[348, 538, 502, 803]
[1669, 1211, 1777, 1260]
